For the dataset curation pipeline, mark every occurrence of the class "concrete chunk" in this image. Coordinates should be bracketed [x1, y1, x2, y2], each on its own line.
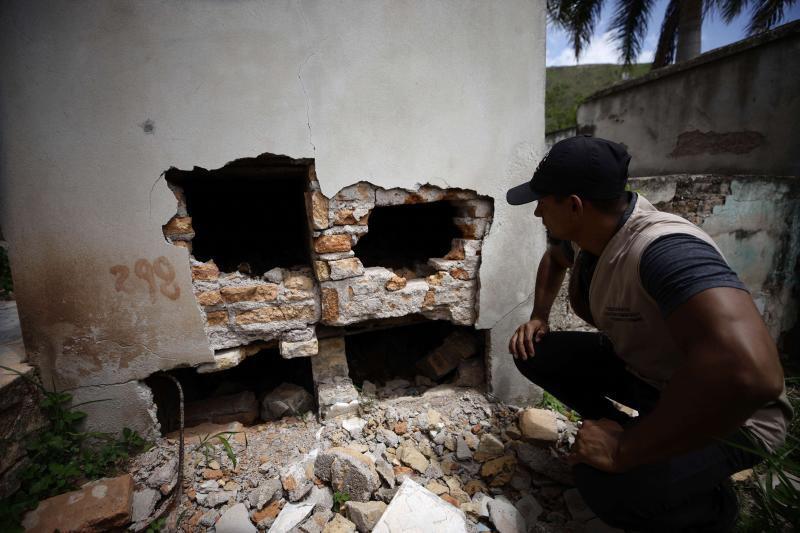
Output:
[270, 502, 315, 533]
[215, 502, 257, 533]
[372, 478, 468, 533]
[344, 500, 387, 532]
[518, 408, 559, 444]
[261, 383, 314, 420]
[488, 497, 526, 533]
[314, 447, 379, 502]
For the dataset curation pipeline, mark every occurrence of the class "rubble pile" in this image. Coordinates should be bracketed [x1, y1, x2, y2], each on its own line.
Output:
[118, 385, 622, 532]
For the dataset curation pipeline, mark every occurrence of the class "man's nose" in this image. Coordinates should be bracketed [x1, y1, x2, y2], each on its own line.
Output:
[533, 202, 542, 217]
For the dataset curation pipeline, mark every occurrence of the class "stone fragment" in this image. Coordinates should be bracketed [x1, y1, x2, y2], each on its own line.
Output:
[192, 260, 220, 281]
[344, 500, 388, 532]
[324, 514, 357, 533]
[303, 485, 334, 512]
[220, 284, 278, 303]
[198, 489, 237, 507]
[248, 478, 282, 510]
[328, 258, 365, 280]
[312, 337, 349, 382]
[488, 497, 526, 533]
[375, 457, 396, 487]
[261, 383, 314, 421]
[519, 408, 559, 444]
[215, 502, 257, 533]
[281, 461, 313, 502]
[235, 305, 316, 325]
[185, 391, 258, 427]
[196, 290, 223, 307]
[264, 267, 284, 283]
[372, 479, 468, 533]
[206, 310, 228, 326]
[464, 479, 488, 496]
[284, 272, 315, 290]
[456, 358, 485, 387]
[300, 509, 334, 533]
[342, 417, 367, 438]
[321, 287, 340, 322]
[515, 494, 543, 526]
[21, 475, 133, 533]
[480, 455, 517, 487]
[416, 330, 478, 379]
[512, 441, 573, 485]
[397, 444, 430, 473]
[252, 499, 283, 528]
[280, 337, 319, 358]
[314, 260, 331, 282]
[393, 421, 408, 435]
[392, 465, 414, 484]
[317, 381, 360, 419]
[471, 492, 492, 518]
[375, 486, 399, 503]
[130, 487, 160, 525]
[163, 215, 194, 236]
[564, 488, 596, 523]
[474, 433, 505, 462]
[315, 234, 352, 254]
[384, 275, 407, 291]
[314, 447, 380, 502]
[309, 191, 330, 230]
[426, 480, 449, 495]
[270, 502, 315, 533]
[456, 437, 473, 461]
[377, 428, 400, 448]
[441, 494, 461, 507]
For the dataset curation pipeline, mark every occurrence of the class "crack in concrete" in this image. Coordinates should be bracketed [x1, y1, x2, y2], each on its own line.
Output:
[298, 52, 316, 154]
[488, 289, 535, 330]
[148, 171, 166, 220]
[61, 376, 146, 394]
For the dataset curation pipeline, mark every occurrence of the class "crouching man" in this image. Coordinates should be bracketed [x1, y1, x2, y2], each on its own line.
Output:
[506, 135, 791, 531]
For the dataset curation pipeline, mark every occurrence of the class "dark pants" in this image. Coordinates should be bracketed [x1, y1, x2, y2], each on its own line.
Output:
[513, 331, 761, 532]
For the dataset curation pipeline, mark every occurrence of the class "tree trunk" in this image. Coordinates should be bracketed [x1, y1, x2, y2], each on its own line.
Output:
[676, 0, 702, 62]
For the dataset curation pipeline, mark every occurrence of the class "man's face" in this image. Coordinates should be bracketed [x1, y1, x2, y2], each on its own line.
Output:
[533, 194, 576, 240]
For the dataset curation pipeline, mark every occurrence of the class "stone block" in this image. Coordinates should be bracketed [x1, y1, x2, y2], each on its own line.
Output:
[130, 488, 160, 526]
[261, 383, 314, 420]
[280, 338, 319, 358]
[215, 502, 257, 533]
[312, 337, 349, 383]
[328, 258, 364, 280]
[396, 444, 429, 473]
[22, 474, 133, 532]
[196, 290, 223, 307]
[314, 234, 352, 254]
[324, 514, 357, 533]
[235, 305, 316, 325]
[185, 390, 258, 427]
[372, 478, 468, 533]
[334, 182, 374, 203]
[192, 260, 220, 281]
[321, 288, 340, 323]
[285, 272, 315, 291]
[314, 447, 379, 502]
[309, 191, 330, 230]
[220, 284, 278, 303]
[344, 501, 387, 532]
[473, 434, 504, 462]
[314, 261, 331, 282]
[416, 330, 477, 379]
[197, 344, 261, 373]
[281, 460, 313, 502]
[480, 455, 516, 487]
[205, 310, 228, 327]
[519, 408, 559, 444]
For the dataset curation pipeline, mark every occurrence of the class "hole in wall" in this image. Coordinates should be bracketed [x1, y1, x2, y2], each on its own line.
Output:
[342, 319, 485, 397]
[165, 154, 313, 275]
[145, 346, 314, 435]
[353, 201, 461, 275]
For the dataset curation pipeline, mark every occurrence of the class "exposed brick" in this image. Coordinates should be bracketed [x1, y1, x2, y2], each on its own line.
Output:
[427, 272, 447, 286]
[423, 290, 436, 308]
[284, 273, 314, 291]
[314, 234, 352, 254]
[162, 215, 193, 236]
[321, 288, 340, 323]
[444, 241, 466, 260]
[196, 290, 223, 307]
[314, 261, 331, 282]
[173, 240, 191, 251]
[205, 311, 228, 327]
[192, 261, 219, 281]
[449, 268, 471, 281]
[333, 208, 358, 225]
[220, 284, 278, 303]
[385, 275, 407, 291]
[235, 305, 315, 324]
[308, 191, 330, 230]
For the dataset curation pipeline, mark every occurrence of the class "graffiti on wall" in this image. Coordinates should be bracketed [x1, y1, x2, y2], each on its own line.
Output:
[110, 256, 180, 302]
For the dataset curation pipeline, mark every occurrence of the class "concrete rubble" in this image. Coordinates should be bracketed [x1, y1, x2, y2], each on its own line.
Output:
[110, 381, 626, 532]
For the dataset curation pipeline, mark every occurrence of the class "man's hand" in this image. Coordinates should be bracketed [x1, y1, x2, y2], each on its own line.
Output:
[567, 419, 626, 473]
[509, 318, 549, 360]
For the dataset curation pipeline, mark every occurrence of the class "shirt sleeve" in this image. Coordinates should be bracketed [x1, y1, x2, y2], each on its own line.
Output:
[640, 233, 748, 317]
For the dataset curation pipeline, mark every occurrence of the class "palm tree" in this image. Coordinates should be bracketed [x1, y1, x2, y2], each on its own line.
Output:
[548, 0, 798, 68]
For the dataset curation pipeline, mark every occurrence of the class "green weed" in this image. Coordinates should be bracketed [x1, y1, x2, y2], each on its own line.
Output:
[0, 366, 149, 531]
[332, 490, 350, 513]
[192, 431, 242, 469]
[538, 391, 580, 422]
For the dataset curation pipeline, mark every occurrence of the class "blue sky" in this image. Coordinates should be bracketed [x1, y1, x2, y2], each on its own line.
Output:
[547, 0, 800, 65]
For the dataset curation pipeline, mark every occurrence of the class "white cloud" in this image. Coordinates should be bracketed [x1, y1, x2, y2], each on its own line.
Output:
[547, 31, 655, 66]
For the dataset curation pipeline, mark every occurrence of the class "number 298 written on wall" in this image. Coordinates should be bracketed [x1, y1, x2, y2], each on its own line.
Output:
[110, 256, 181, 303]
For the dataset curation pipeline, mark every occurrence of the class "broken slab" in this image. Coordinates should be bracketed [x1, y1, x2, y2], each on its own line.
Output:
[488, 497, 526, 533]
[314, 447, 380, 502]
[344, 500, 387, 532]
[372, 478, 468, 532]
[22, 474, 133, 532]
[270, 502, 315, 533]
[215, 502, 257, 533]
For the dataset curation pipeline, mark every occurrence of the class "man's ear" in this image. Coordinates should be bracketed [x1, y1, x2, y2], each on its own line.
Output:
[569, 194, 584, 216]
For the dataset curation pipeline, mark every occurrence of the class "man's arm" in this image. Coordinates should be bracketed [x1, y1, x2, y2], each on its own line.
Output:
[570, 287, 784, 472]
[509, 245, 571, 360]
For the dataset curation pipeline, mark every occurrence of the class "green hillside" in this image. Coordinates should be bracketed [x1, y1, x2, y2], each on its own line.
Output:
[546, 63, 651, 133]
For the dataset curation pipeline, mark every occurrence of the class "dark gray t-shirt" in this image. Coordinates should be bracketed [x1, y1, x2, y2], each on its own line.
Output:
[551, 193, 747, 319]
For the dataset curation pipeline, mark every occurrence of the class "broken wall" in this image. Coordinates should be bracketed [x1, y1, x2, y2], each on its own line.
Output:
[577, 21, 800, 177]
[0, 0, 547, 436]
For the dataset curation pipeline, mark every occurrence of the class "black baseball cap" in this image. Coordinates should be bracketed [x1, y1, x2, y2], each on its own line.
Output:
[506, 135, 631, 205]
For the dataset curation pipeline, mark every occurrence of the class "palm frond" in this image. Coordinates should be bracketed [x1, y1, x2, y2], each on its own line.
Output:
[652, 0, 680, 67]
[747, 0, 796, 34]
[550, 0, 606, 61]
[608, 0, 656, 65]
[713, 0, 752, 23]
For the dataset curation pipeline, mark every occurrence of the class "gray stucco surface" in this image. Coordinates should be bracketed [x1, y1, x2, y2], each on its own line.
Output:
[0, 0, 546, 432]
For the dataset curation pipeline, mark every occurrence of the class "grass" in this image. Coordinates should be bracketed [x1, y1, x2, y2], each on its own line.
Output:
[538, 390, 580, 422]
[546, 63, 651, 133]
